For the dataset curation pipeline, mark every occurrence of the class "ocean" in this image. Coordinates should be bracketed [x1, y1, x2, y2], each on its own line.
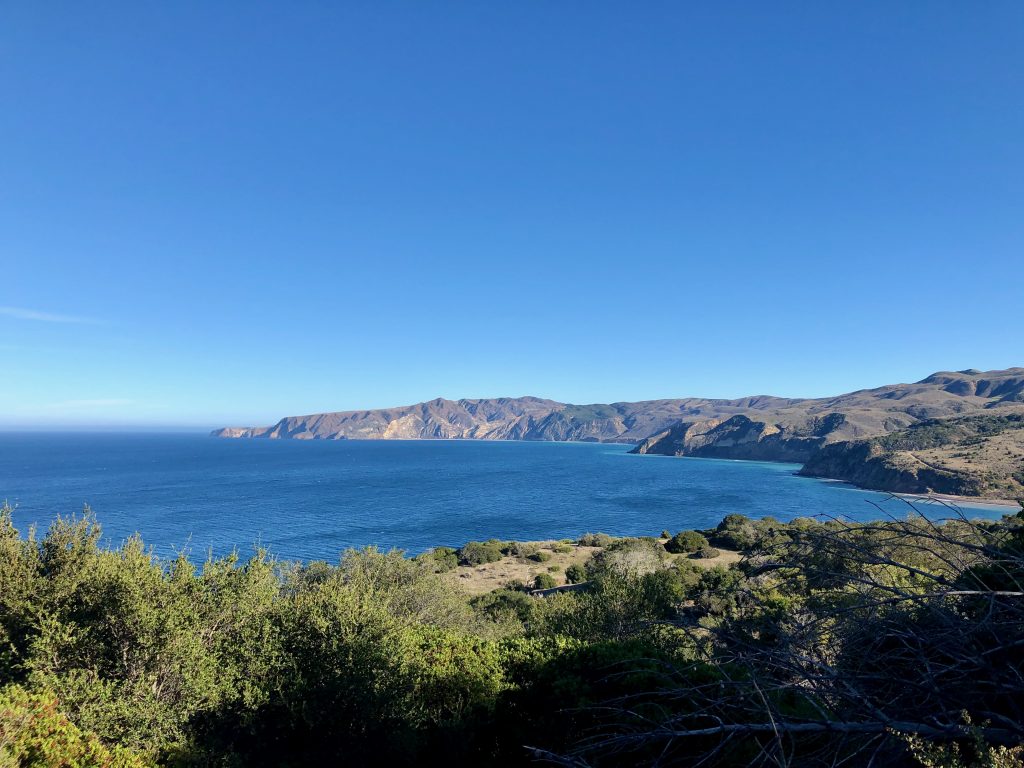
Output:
[0, 432, 1010, 562]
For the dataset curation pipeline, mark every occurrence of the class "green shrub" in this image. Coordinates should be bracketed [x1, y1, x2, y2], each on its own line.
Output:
[457, 540, 504, 566]
[661, 530, 671, 539]
[710, 514, 759, 551]
[1, 502, 1021, 766]
[547, 565, 561, 573]
[565, 563, 586, 584]
[577, 533, 614, 548]
[550, 543, 573, 554]
[422, 546, 458, 572]
[588, 538, 668, 578]
[504, 541, 538, 558]
[664, 530, 709, 554]
[0, 685, 150, 768]
[528, 551, 552, 563]
[532, 573, 557, 590]
[691, 546, 721, 559]
[470, 587, 537, 623]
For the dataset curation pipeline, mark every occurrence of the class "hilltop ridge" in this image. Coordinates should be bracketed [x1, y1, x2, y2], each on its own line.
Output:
[213, 368, 1024, 499]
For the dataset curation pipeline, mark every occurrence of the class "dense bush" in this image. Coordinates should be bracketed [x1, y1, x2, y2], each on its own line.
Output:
[565, 563, 586, 584]
[577, 532, 614, 548]
[469, 586, 537, 624]
[0, 685, 149, 767]
[550, 543, 573, 554]
[503, 541, 537, 558]
[690, 546, 721, 559]
[709, 513, 759, 550]
[527, 551, 551, 563]
[532, 573, 557, 590]
[457, 540, 504, 566]
[420, 546, 458, 572]
[664, 530, 708, 554]
[2, 502, 1022, 766]
[588, 537, 668, 578]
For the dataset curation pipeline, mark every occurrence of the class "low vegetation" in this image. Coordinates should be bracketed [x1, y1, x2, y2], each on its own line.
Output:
[802, 412, 1024, 498]
[456, 539, 504, 566]
[1, 501, 1022, 766]
[691, 545, 720, 559]
[664, 529, 708, 554]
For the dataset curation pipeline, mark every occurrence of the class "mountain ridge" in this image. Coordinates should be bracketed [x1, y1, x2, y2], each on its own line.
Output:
[215, 368, 1024, 444]
[213, 368, 1024, 498]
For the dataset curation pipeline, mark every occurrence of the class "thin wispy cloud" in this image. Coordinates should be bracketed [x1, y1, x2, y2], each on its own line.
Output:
[0, 306, 99, 324]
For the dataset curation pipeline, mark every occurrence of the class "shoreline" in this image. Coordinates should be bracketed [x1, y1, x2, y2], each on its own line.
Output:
[803, 474, 1020, 509]
[893, 491, 1021, 509]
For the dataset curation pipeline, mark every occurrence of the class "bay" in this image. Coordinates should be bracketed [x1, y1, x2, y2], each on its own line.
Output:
[0, 433, 1009, 562]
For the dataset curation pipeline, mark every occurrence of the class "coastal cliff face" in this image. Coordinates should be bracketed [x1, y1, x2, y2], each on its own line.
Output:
[214, 369, 1024, 447]
[210, 395, 807, 444]
[799, 412, 1024, 498]
[631, 413, 848, 463]
[627, 369, 1024, 466]
[213, 368, 1024, 498]
[797, 441, 991, 496]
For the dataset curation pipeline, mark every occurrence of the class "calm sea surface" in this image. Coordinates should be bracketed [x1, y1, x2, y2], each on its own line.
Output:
[0, 433, 1010, 562]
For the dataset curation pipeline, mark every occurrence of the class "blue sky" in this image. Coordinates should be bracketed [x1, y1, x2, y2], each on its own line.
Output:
[1, 2, 1022, 428]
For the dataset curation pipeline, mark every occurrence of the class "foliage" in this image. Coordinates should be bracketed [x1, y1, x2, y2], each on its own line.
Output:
[564, 563, 586, 584]
[577, 532, 614, 548]
[470, 587, 538, 625]
[502, 541, 536, 558]
[709, 513, 759, 550]
[0, 684, 150, 767]
[587, 537, 668, 578]
[2, 501, 1023, 766]
[418, 546, 458, 572]
[664, 530, 708, 554]
[691, 545, 721, 559]
[877, 412, 1024, 452]
[532, 574, 557, 590]
[902, 722, 1024, 768]
[456, 540, 504, 566]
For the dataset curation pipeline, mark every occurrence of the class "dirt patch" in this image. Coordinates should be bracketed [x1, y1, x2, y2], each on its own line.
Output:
[447, 542, 600, 597]
[670, 546, 743, 568]
[447, 538, 743, 596]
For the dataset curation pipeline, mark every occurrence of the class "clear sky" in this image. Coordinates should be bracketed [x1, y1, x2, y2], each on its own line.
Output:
[1, 2, 1022, 429]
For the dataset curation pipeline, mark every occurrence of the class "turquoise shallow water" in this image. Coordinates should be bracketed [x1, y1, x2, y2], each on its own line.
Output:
[0, 433, 1011, 562]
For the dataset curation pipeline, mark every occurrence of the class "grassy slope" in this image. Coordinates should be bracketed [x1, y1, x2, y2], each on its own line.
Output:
[802, 413, 1024, 499]
[447, 539, 742, 596]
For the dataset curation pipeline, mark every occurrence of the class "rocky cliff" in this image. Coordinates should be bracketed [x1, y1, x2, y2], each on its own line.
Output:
[631, 413, 848, 463]
[213, 368, 1024, 497]
[798, 412, 1024, 499]
[629, 368, 1024, 463]
[210, 394, 807, 444]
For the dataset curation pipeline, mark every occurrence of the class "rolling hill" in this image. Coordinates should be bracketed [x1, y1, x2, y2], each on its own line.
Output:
[213, 367, 1024, 498]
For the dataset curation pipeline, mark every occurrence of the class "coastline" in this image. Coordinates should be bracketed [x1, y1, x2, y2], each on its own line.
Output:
[798, 473, 1020, 509]
[893, 491, 1021, 509]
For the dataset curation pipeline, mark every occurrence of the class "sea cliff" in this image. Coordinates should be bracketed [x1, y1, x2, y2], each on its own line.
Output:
[213, 368, 1024, 499]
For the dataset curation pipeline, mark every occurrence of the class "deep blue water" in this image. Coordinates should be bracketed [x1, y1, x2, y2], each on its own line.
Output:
[0, 433, 1011, 562]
